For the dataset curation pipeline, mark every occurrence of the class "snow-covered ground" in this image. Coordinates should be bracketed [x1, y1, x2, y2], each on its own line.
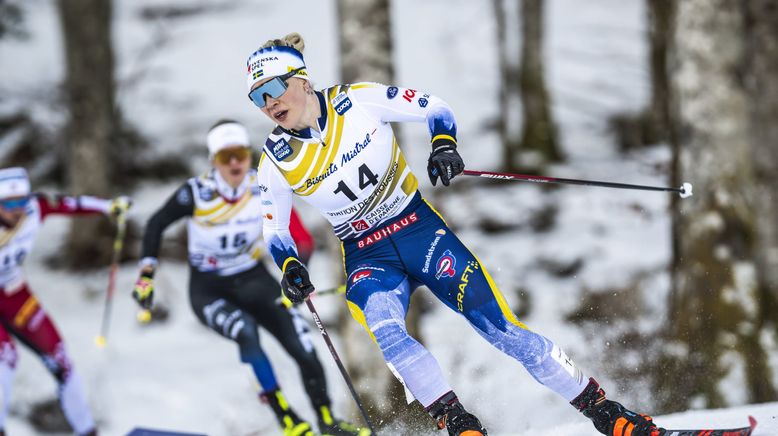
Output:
[1, 0, 776, 435]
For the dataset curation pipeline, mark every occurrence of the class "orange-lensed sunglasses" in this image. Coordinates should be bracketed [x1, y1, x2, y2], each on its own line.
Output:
[214, 147, 251, 164]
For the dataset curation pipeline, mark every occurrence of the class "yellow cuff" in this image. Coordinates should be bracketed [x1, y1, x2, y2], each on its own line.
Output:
[282, 257, 300, 272]
[432, 134, 457, 145]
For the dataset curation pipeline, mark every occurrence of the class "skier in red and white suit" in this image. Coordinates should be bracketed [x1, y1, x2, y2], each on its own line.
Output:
[0, 167, 130, 436]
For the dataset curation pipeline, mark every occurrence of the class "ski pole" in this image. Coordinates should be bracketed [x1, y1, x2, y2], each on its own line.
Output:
[304, 298, 376, 434]
[275, 284, 346, 308]
[95, 211, 128, 347]
[316, 284, 346, 297]
[460, 169, 693, 198]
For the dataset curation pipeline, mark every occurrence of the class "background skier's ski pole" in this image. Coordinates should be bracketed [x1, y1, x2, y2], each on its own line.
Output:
[305, 298, 376, 434]
[460, 169, 693, 198]
[275, 284, 346, 308]
[95, 212, 127, 347]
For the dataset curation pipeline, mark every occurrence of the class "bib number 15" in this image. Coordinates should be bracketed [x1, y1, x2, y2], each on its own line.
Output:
[333, 163, 379, 201]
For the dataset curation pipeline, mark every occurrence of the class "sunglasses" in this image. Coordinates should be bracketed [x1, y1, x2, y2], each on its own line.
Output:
[214, 147, 251, 164]
[247, 68, 304, 108]
[0, 196, 30, 210]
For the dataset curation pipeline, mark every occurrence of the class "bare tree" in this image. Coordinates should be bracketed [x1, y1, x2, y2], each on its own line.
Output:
[660, 0, 776, 411]
[335, 0, 428, 430]
[57, 0, 118, 267]
[493, 0, 560, 172]
[745, 0, 778, 343]
[517, 0, 561, 170]
[645, 0, 673, 145]
[338, 0, 394, 84]
[492, 0, 519, 170]
[610, 1, 675, 151]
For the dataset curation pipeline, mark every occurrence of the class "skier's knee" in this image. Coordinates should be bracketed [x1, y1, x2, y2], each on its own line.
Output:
[358, 291, 410, 349]
[234, 320, 261, 357]
[368, 313, 411, 355]
[514, 329, 553, 365]
[370, 317, 409, 350]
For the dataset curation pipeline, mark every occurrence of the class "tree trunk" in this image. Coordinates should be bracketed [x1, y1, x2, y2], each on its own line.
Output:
[336, 0, 430, 427]
[58, 0, 117, 268]
[337, 0, 394, 84]
[609, 1, 675, 151]
[745, 0, 778, 340]
[493, 0, 520, 171]
[661, 0, 776, 412]
[517, 0, 561, 170]
[646, 0, 673, 144]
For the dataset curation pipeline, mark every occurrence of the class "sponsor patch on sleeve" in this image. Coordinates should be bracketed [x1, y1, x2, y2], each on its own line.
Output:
[386, 86, 399, 99]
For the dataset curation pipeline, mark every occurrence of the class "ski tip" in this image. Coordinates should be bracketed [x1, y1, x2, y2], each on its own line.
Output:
[748, 415, 757, 429]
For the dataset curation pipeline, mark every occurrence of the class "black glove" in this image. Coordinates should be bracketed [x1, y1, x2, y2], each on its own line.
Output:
[427, 140, 464, 186]
[281, 259, 315, 304]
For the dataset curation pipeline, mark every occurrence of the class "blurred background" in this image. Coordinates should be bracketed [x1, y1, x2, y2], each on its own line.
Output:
[0, 0, 777, 435]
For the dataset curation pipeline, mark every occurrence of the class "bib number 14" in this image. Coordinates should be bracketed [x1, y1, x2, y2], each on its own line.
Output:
[333, 163, 379, 201]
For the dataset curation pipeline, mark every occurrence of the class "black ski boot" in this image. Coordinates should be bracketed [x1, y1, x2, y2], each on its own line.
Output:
[316, 405, 370, 436]
[571, 378, 663, 436]
[426, 391, 487, 436]
[260, 389, 315, 436]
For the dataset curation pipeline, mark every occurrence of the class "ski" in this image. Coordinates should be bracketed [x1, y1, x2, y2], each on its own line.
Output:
[661, 415, 757, 436]
[126, 428, 208, 436]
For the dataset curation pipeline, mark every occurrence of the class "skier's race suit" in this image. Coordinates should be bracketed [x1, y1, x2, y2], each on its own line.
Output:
[139, 168, 332, 407]
[257, 82, 590, 407]
[0, 194, 109, 434]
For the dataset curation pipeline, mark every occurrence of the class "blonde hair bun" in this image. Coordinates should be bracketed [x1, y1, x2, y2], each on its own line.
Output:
[262, 32, 305, 53]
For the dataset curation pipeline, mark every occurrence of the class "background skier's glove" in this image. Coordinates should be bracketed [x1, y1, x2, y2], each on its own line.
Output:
[427, 138, 464, 186]
[132, 270, 155, 309]
[281, 259, 314, 304]
[110, 195, 132, 217]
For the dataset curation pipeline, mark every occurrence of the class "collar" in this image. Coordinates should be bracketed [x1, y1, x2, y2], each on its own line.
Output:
[212, 169, 249, 203]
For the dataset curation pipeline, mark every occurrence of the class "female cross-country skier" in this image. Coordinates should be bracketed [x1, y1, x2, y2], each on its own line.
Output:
[131, 120, 367, 436]
[246, 33, 664, 436]
[0, 166, 130, 436]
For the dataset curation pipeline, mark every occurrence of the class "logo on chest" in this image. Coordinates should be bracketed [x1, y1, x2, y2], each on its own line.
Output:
[331, 92, 352, 116]
[340, 131, 374, 166]
[350, 219, 370, 232]
[271, 139, 293, 161]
